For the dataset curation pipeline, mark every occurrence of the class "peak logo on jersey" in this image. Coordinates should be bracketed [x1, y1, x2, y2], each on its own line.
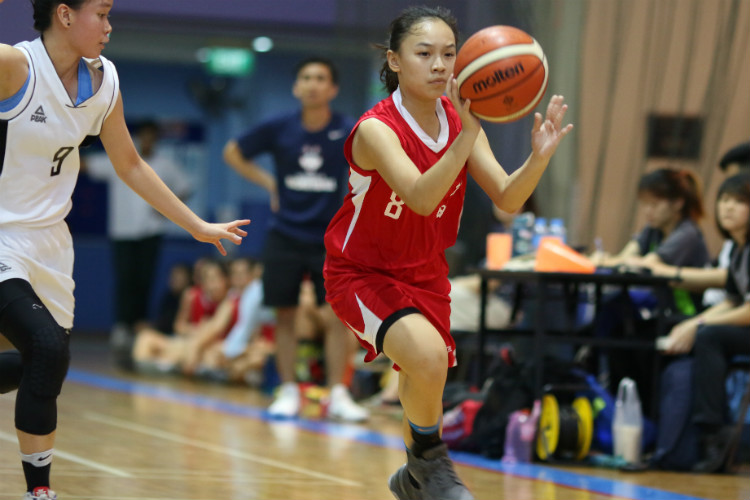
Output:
[0, 261, 12, 273]
[31, 105, 47, 123]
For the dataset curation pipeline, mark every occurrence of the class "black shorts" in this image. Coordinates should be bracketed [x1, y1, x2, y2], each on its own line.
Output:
[261, 229, 327, 307]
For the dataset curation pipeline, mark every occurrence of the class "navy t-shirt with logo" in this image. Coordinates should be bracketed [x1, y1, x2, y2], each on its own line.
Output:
[236, 111, 355, 244]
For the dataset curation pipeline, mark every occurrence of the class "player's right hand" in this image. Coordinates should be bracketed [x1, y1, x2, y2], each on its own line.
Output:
[446, 75, 480, 136]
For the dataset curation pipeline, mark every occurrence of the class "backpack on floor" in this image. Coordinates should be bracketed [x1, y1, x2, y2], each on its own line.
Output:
[461, 350, 535, 458]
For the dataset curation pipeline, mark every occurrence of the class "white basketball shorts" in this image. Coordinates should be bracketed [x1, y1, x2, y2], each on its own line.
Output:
[0, 222, 75, 329]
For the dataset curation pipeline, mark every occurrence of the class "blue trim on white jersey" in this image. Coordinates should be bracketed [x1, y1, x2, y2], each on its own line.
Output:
[0, 72, 30, 112]
[76, 59, 93, 106]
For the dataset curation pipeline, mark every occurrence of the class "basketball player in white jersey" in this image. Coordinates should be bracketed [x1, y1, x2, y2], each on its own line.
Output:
[0, 1, 249, 498]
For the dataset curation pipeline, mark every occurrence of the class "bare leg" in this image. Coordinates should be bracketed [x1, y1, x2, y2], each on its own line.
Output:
[317, 304, 370, 421]
[320, 305, 350, 387]
[17, 430, 55, 455]
[382, 314, 447, 446]
[132, 329, 170, 362]
[274, 306, 298, 384]
[383, 315, 474, 500]
[199, 342, 225, 370]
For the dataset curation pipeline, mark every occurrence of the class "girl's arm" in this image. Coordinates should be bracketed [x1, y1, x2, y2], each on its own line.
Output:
[646, 263, 727, 291]
[664, 299, 749, 354]
[223, 140, 279, 212]
[592, 240, 641, 267]
[468, 95, 573, 213]
[173, 288, 197, 336]
[182, 297, 236, 373]
[0, 43, 28, 101]
[698, 300, 750, 327]
[100, 93, 249, 255]
[624, 250, 664, 268]
[350, 78, 481, 216]
[191, 298, 235, 347]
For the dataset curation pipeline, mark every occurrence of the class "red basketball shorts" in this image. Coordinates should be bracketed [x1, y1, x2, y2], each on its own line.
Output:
[325, 265, 457, 369]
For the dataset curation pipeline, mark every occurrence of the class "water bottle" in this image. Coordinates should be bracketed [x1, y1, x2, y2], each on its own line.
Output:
[548, 218, 567, 244]
[502, 399, 541, 464]
[511, 212, 535, 257]
[532, 217, 548, 250]
[612, 377, 643, 464]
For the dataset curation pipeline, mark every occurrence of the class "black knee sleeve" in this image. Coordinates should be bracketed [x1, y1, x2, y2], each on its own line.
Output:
[0, 350, 23, 393]
[26, 325, 71, 398]
[0, 279, 70, 398]
[0, 279, 71, 434]
[15, 384, 59, 435]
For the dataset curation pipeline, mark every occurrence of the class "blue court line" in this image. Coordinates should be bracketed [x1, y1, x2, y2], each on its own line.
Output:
[66, 369, 708, 500]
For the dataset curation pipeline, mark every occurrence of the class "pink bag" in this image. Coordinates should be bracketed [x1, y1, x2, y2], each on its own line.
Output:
[442, 399, 483, 448]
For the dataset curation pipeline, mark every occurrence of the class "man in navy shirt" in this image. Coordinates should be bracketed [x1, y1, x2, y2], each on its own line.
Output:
[224, 57, 368, 421]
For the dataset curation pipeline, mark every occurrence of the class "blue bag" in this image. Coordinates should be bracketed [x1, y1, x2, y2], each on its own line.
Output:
[572, 368, 656, 454]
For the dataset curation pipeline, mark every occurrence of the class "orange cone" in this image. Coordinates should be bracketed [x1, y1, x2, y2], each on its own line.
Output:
[535, 237, 596, 273]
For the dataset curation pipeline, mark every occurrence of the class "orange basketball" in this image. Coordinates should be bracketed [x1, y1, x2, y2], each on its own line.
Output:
[455, 25, 548, 123]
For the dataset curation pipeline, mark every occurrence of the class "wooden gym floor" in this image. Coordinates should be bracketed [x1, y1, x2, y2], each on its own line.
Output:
[0, 333, 747, 500]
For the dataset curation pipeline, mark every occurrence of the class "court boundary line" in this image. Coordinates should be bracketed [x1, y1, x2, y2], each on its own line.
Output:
[67, 368, 709, 500]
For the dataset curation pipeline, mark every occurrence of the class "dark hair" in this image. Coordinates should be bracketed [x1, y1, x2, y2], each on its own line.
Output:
[637, 167, 704, 221]
[30, 0, 88, 32]
[376, 6, 459, 94]
[715, 172, 750, 240]
[201, 257, 230, 278]
[295, 57, 339, 86]
[171, 261, 194, 286]
[718, 140, 750, 171]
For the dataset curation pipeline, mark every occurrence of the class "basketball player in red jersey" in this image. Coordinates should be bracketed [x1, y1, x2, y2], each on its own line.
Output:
[323, 6, 572, 500]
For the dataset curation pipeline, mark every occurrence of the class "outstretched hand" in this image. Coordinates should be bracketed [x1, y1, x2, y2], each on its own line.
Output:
[531, 95, 574, 161]
[192, 219, 250, 256]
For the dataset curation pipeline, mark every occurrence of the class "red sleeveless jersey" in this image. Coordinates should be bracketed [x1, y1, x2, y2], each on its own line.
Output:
[188, 286, 219, 324]
[187, 286, 240, 339]
[324, 94, 467, 285]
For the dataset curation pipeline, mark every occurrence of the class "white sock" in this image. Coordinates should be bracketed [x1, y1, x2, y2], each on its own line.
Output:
[20, 449, 54, 467]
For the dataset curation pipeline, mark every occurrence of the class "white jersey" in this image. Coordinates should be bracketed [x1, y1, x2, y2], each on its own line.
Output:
[0, 37, 119, 229]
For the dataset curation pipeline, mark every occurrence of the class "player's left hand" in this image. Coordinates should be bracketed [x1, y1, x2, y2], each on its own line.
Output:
[192, 219, 250, 256]
[531, 95, 574, 161]
[446, 75, 481, 137]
